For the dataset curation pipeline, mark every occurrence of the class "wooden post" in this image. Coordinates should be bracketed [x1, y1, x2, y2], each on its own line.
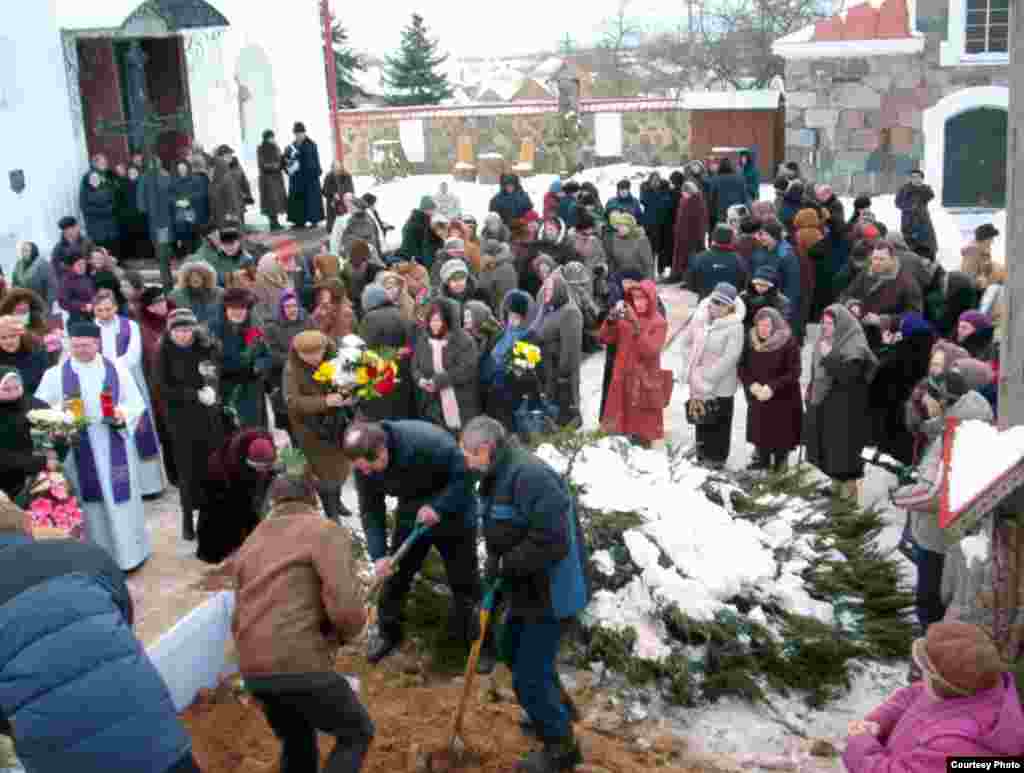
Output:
[1000, 7, 1024, 429]
[321, 0, 343, 164]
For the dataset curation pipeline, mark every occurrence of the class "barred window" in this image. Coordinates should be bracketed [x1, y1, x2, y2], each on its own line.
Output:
[965, 0, 1010, 54]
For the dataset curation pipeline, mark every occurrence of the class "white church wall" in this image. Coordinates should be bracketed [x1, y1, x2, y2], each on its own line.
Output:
[0, 0, 84, 278]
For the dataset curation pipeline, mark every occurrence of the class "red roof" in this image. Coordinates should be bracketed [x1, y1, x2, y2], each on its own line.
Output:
[812, 0, 911, 41]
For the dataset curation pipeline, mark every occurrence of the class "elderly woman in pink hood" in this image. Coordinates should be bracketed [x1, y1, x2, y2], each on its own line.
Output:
[843, 622, 1023, 773]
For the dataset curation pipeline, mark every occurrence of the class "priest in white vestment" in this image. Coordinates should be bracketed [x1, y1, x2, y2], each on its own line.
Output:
[36, 321, 151, 570]
[92, 289, 166, 497]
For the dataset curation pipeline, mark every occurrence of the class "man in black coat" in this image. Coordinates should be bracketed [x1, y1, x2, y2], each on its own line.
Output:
[286, 122, 325, 229]
[343, 421, 481, 664]
[686, 226, 749, 301]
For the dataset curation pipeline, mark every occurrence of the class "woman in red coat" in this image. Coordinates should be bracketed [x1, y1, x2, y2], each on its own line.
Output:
[598, 280, 670, 446]
[672, 181, 708, 283]
[738, 306, 802, 471]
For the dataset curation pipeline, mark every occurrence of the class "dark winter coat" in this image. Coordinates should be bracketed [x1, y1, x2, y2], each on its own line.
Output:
[687, 245, 748, 301]
[475, 247, 519, 316]
[136, 170, 176, 244]
[209, 313, 272, 429]
[640, 185, 675, 228]
[489, 175, 533, 225]
[868, 326, 935, 465]
[740, 151, 761, 201]
[114, 177, 147, 239]
[58, 271, 96, 319]
[936, 271, 980, 340]
[0, 534, 192, 773]
[168, 259, 224, 331]
[606, 231, 655, 279]
[534, 276, 584, 416]
[80, 181, 120, 244]
[672, 192, 707, 276]
[0, 346, 49, 397]
[479, 444, 590, 621]
[0, 391, 47, 499]
[751, 241, 802, 334]
[895, 183, 937, 257]
[286, 137, 325, 226]
[411, 299, 480, 430]
[322, 171, 354, 213]
[803, 304, 877, 480]
[156, 329, 224, 501]
[738, 310, 802, 452]
[169, 170, 209, 240]
[709, 173, 750, 222]
[340, 210, 383, 258]
[357, 286, 415, 422]
[257, 141, 287, 217]
[400, 208, 444, 262]
[210, 157, 244, 229]
[11, 246, 54, 307]
[265, 302, 313, 390]
[841, 265, 923, 318]
[353, 420, 476, 561]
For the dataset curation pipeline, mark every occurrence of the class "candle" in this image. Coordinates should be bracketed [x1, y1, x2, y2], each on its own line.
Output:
[100, 389, 115, 420]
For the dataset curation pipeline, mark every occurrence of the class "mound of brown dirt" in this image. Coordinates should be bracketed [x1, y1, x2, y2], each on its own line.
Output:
[181, 650, 706, 773]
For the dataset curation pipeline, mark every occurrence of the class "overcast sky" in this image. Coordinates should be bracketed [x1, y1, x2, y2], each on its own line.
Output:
[339, 0, 686, 60]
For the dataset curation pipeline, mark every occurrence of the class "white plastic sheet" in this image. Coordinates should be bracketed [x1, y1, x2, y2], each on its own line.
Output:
[147, 590, 237, 712]
[399, 119, 426, 163]
[594, 113, 623, 157]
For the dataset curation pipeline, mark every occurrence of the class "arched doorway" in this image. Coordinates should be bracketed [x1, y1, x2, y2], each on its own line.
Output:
[236, 45, 276, 161]
[923, 85, 1009, 209]
[943, 108, 1007, 208]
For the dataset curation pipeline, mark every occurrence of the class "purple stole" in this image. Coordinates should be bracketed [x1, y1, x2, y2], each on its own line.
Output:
[113, 316, 160, 460]
[62, 358, 131, 504]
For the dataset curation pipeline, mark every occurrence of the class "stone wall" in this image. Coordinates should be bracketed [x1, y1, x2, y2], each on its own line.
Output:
[338, 108, 691, 177]
[783, 33, 1008, 195]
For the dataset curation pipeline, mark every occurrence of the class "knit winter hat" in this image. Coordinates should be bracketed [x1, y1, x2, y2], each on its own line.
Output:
[504, 289, 530, 318]
[912, 622, 1006, 696]
[608, 211, 638, 230]
[712, 225, 734, 245]
[245, 437, 277, 470]
[419, 195, 437, 211]
[166, 308, 198, 331]
[440, 259, 469, 285]
[710, 282, 737, 306]
[958, 309, 992, 331]
[854, 195, 872, 211]
[444, 237, 466, 255]
[139, 285, 165, 309]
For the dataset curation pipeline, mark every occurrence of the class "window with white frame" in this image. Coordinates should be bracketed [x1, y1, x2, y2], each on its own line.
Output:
[964, 0, 1009, 54]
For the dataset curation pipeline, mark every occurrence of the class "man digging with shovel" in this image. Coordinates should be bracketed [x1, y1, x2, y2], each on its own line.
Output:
[460, 416, 590, 773]
[343, 421, 482, 665]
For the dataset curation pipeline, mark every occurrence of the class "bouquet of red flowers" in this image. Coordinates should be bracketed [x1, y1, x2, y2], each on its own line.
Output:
[25, 470, 84, 539]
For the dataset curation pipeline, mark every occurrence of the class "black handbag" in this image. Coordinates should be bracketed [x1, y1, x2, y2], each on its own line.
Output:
[685, 397, 721, 426]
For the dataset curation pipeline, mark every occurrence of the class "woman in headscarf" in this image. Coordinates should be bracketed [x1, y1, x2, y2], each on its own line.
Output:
[253, 249, 300, 326]
[374, 270, 417, 324]
[480, 290, 536, 432]
[738, 307, 802, 471]
[533, 271, 584, 428]
[265, 289, 312, 432]
[0, 315, 49, 395]
[284, 330, 354, 521]
[599, 280, 669, 447]
[804, 303, 878, 500]
[411, 298, 480, 434]
[210, 288, 272, 429]
[0, 367, 51, 499]
[671, 180, 708, 283]
[358, 284, 415, 422]
[463, 300, 502, 371]
[310, 278, 356, 344]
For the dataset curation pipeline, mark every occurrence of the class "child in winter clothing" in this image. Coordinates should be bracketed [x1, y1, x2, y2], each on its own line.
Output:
[843, 622, 1022, 773]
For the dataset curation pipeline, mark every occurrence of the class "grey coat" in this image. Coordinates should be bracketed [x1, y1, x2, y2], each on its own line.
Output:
[475, 247, 518, 318]
[535, 277, 583, 410]
[606, 233, 654, 278]
[411, 298, 480, 430]
[358, 286, 415, 421]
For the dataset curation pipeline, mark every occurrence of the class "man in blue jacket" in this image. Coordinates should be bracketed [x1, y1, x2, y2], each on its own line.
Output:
[489, 174, 534, 226]
[343, 420, 481, 664]
[0, 494, 200, 773]
[604, 179, 643, 221]
[751, 221, 802, 336]
[461, 416, 589, 773]
[686, 225, 749, 301]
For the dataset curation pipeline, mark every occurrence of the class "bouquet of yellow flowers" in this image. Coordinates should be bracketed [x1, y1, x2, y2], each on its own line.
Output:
[505, 340, 542, 379]
[312, 336, 404, 403]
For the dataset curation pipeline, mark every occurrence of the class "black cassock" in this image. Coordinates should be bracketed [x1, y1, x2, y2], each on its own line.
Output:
[286, 138, 325, 227]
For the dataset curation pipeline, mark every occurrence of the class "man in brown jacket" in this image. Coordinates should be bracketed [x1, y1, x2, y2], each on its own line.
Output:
[231, 475, 373, 773]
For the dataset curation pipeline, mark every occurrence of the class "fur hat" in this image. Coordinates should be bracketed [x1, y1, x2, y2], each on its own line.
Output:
[911, 622, 1005, 696]
[440, 259, 469, 285]
[710, 282, 737, 306]
[223, 287, 254, 308]
[975, 223, 999, 242]
[167, 308, 198, 331]
[293, 330, 327, 354]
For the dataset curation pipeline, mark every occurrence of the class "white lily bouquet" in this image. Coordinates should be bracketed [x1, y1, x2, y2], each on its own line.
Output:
[27, 408, 91, 459]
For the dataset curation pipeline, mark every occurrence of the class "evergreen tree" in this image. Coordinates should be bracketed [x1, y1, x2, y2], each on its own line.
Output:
[383, 13, 454, 106]
[559, 33, 576, 54]
[331, 21, 368, 108]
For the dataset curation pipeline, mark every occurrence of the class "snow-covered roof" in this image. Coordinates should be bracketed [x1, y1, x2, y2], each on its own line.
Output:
[773, 0, 923, 59]
[532, 56, 565, 78]
[474, 76, 523, 102]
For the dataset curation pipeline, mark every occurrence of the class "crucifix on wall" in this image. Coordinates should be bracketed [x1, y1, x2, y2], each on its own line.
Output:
[235, 73, 251, 146]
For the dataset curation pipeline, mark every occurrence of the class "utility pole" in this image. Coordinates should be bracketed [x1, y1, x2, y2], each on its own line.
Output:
[999, 4, 1024, 428]
[321, 0, 343, 163]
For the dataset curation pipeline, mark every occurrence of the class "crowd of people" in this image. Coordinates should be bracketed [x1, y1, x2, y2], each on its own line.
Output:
[0, 139, 1020, 773]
